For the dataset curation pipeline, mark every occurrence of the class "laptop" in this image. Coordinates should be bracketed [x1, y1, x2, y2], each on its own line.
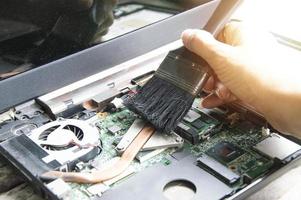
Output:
[0, 0, 300, 199]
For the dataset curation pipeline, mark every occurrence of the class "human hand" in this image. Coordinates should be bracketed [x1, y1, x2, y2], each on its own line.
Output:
[181, 21, 301, 137]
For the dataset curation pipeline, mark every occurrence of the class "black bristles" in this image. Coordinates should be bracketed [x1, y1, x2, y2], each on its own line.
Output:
[124, 76, 194, 133]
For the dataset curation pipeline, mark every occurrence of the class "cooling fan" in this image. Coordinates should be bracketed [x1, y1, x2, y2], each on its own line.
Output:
[28, 119, 100, 166]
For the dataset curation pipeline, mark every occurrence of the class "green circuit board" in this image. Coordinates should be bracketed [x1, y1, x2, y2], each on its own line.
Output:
[64, 99, 274, 199]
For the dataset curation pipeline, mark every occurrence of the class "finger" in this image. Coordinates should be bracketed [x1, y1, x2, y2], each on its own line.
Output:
[219, 21, 277, 49]
[217, 21, 246, 46]
[201, 82, 238, 109]
[203, 76, 216, 93]
[181, 29, 231, 64]
[215, 82, 237, 102]
[200, 93, 225, 109]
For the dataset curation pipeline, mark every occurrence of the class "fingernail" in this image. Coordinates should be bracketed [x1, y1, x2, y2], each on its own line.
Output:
[181, 29, 195, 47]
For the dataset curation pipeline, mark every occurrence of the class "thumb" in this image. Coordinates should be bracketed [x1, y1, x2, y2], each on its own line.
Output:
[181, 29, 235, 72]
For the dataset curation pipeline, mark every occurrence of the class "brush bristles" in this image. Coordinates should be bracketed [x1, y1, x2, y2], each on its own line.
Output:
[124, 76, 194, 133]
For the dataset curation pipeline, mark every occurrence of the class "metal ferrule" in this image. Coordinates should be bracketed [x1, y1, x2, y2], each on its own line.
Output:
[155, 47, 210, 96]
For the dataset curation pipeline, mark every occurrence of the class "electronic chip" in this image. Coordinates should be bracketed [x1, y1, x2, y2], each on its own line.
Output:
[244, 157, 274, 180]
[206, 142, 245, 165]
[108, 125, 122, 134]
[117, 114, 126, 121]
[191, 119, 206, 130]
[197, 154, 240, 185]
[183, 110, 201, 123]
[254, 133, 301, 161]
[176, 122, 199, 144]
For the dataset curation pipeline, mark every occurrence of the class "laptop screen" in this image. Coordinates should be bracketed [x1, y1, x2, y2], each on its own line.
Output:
[0, 0, 212, 80]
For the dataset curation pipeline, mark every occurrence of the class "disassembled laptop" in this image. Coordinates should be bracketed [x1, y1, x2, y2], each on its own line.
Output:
[0, 1, 300, 200]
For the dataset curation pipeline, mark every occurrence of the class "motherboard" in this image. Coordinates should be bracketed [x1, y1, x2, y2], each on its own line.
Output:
[42, 97, 299, 199]
[0, 85, 301, 200]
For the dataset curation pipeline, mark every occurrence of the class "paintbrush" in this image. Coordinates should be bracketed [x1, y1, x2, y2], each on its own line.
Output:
[124, 47, 211, 133]
[124, 0, 241, 133]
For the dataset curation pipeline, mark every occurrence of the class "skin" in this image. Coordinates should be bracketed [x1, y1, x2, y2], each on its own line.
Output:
[181, 21, 301, 138]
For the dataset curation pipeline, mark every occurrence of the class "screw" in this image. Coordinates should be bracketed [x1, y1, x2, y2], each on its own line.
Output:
[176, 137, 183, 142]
